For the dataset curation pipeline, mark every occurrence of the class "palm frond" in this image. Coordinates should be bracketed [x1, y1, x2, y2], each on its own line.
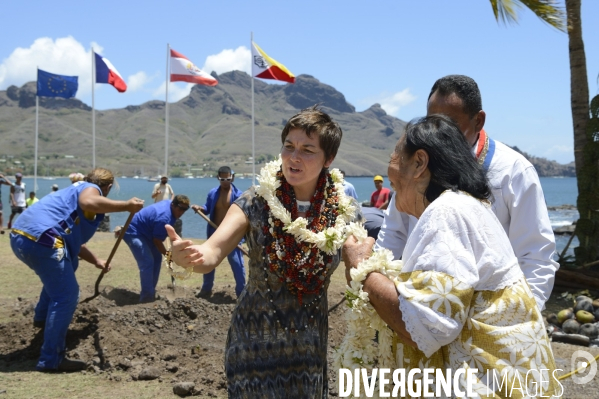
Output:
[489, 0, 566, 32]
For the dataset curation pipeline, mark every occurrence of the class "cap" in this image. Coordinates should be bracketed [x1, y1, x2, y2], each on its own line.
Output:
[52, 184, 59, 189]
[15, 172, 22, 178]
[373, 175, 384, 182]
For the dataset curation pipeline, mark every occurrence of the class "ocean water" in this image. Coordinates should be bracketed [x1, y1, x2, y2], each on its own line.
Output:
[11, 176, 579, 257]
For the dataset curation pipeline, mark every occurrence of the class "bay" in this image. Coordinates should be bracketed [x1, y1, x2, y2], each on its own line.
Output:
[13, 176, 579, 257]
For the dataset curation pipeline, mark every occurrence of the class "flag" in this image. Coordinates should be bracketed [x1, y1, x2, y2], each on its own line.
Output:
[170, 49, 217, 86]
[251, 42, 295, 83]
[95, 52, 127, 92]
[37, 69, 78, 98]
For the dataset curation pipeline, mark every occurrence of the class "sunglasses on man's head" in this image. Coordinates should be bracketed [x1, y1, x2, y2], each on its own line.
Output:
[218, 177, 233, 182]
[175, 204, 189, 211]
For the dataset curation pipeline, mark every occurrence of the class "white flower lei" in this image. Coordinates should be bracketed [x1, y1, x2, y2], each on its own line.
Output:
[255, 156, 366, 254]
[332, 249, 404, 396]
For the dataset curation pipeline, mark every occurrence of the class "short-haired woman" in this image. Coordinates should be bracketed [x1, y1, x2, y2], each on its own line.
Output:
[168, 106, 362, 398]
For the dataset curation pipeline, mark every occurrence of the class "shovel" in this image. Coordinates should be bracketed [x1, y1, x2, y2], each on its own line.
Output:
[81, 212, 134, 303]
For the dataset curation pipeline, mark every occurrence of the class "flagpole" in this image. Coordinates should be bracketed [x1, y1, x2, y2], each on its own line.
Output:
[251, 32, 256, 186]
[164, 43, 170, 177]
[34, 68, 39, 193]
[92, 48, 96, 169]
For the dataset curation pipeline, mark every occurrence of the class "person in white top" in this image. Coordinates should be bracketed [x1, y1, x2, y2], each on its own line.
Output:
[8, 172, 26, 229]
[375, 75, 558, 310]
[151, 176, 175, 203]
[342, 116, 560, 397]
[0, 173, 14, 234]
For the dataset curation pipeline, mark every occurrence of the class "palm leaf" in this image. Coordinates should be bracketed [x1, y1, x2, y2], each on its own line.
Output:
[489, 0, 566, 32]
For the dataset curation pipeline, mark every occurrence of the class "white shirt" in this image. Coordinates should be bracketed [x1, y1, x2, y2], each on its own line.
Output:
[153, 183, 174, 203]
[376, 136, 558, 310]
[13, 182, 26, 207]
[399, 191, 523, 356]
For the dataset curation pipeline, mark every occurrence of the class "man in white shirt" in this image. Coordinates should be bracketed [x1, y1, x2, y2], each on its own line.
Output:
[376, 75, 558, 310]
[0, 173, 13, 234]
[8, 172, 26, 229]
[151, 176, 175, 203]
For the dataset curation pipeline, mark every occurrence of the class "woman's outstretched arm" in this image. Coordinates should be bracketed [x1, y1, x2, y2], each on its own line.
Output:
[167, 204, 249, 274]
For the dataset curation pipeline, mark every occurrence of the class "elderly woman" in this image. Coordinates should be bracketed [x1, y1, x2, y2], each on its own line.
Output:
[167, 106, 361, 398]
[343, 115, 560, 397]
[10, 168, 143, 372]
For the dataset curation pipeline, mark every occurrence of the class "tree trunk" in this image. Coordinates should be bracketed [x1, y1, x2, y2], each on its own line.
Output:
[567, 0, 599, 265]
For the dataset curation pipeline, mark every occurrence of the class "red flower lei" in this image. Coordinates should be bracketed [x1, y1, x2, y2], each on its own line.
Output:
[262, 168, 339, 306]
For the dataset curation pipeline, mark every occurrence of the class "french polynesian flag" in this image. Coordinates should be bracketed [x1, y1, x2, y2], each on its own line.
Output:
[170, 49, 218, 86]
[94, 52, 127, 92]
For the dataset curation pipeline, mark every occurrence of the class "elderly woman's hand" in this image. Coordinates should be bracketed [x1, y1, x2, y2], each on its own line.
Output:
[342, 235, 375, 284]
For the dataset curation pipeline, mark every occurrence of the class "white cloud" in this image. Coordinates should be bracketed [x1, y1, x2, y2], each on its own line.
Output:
[544, 145, 573, 157]
[202, 46, 250, 75]
[153, 81, 194, 102]
[127, 71, 154, 92]
[0, 36, 102, 97]
[377, 89, 417, 116]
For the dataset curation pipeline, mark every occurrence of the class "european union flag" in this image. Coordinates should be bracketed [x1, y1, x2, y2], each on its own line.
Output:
[37, 69, 78, 98]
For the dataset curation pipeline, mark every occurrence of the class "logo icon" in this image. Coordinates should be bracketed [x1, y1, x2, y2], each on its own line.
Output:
[571, 350, 598, 385]
[47, 77, 68, 94]
[254, 55, 267, 69]
[185, 62, 203, 76]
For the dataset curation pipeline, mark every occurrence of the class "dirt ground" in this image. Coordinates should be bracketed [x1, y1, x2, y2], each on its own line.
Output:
[1, 253, 598, 397]
[0, 282, 352, 398]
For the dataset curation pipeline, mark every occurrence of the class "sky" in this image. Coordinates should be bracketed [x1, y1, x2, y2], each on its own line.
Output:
[1, 1, 597, 165]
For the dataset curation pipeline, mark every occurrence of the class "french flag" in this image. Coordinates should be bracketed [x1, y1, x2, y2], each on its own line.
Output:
[94, 52, 127, 93]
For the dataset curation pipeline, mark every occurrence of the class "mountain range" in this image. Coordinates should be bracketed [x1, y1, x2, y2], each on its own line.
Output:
[0, 71, 574, 178]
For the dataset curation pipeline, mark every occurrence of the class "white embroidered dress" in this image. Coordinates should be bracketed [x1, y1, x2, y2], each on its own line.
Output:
[395, 191, 560, 399]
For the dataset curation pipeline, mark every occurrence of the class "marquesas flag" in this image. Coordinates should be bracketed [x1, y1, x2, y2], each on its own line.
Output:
[170, 49, 217, 86]
[37, 69, 78, 98]
[95, 52, 127, 92]
[251, 42, 295, 83]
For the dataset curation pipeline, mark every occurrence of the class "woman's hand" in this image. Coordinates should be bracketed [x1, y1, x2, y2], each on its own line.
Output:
[126, 197, 144, 213]
[165, 225, 204, 269]
[342, 235, 375, 284]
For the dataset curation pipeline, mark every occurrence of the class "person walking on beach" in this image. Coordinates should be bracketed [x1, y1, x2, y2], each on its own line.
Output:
[191, 166, 246, 298]
[151, 176, 175, 203]
[167, 106, 362, 398]
[376, 74, 558, 311]
[10, 168, 144, 372]
[124, 194, 190, 303]
[150, 176, 182, 235]
[370, 175, 390, 209]
[0, 173, 13, 234]
[8, 172, 26, 229]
